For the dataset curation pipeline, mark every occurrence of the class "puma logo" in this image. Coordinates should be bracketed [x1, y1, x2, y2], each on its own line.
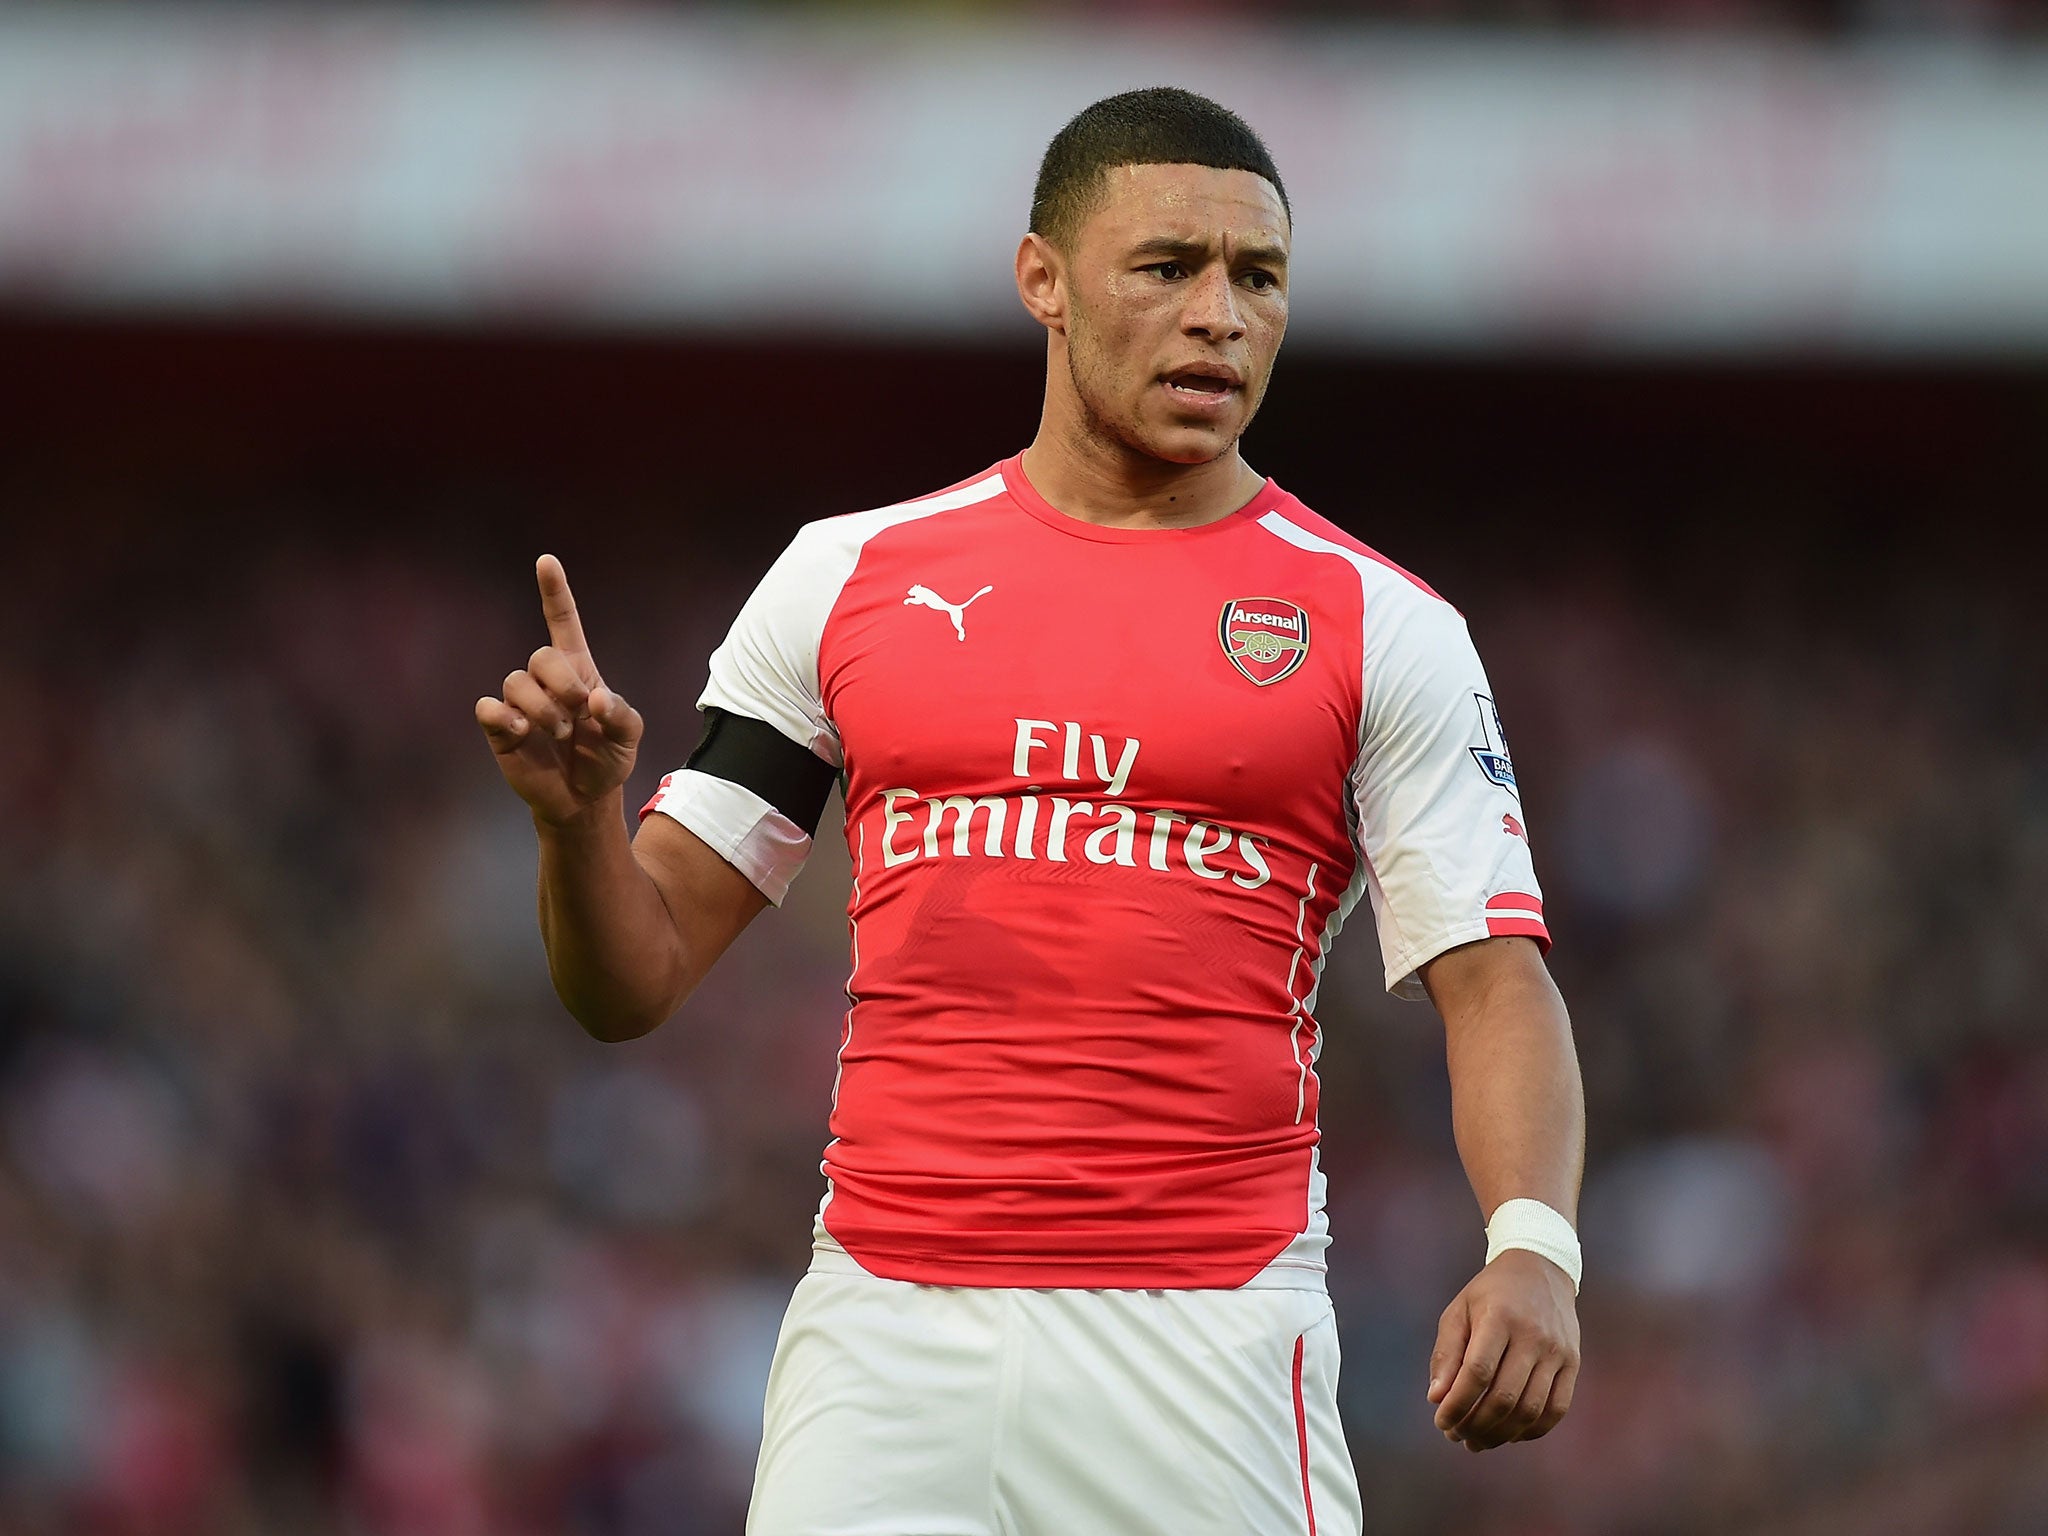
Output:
[904, 583, 993, 641]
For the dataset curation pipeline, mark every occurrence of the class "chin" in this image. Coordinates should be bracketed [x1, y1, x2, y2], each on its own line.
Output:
[1128, 417, 1239, 466]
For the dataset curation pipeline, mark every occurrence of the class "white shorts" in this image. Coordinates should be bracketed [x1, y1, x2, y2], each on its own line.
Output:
[747, 1252, 1363, 1536]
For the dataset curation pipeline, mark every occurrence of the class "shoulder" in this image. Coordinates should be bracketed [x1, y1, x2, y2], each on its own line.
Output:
[1248, 488, 1460, 631]
[784, 463, 1010, 564]
[734, 464, 1009, 624]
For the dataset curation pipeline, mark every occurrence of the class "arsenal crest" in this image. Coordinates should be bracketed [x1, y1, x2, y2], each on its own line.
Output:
[1218, 597, 1311, 685]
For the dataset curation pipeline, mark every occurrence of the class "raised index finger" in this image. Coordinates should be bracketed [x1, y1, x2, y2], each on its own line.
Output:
[536, 554, 592, 658]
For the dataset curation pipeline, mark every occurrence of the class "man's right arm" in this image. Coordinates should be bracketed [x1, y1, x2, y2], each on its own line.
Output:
[534, 792, 767, 1042]
[477, 554, 770, 1042]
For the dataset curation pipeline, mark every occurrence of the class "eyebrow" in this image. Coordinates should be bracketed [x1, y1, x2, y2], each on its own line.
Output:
[1128, 236, 1289, 269]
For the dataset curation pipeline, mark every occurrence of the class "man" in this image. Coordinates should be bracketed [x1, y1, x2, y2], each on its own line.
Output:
[477, 87, 1583, 1535]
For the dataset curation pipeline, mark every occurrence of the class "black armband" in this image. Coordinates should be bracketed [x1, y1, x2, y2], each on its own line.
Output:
[683, 708, 836, 837]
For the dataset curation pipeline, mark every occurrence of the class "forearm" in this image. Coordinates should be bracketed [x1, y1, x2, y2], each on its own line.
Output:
[1438, 955, 1585, 1225]
[1424, 943, 1587, 1451]
[535, 789, 689, 1041]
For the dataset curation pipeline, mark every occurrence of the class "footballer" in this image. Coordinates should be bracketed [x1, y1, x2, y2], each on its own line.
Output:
[477, 87, 1584, 1535]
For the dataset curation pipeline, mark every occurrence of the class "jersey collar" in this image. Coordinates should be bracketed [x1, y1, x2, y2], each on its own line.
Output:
[999, 453, 1276, 545]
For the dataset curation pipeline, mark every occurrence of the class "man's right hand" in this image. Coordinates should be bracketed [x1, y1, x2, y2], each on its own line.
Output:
[476, 554, 646, 826]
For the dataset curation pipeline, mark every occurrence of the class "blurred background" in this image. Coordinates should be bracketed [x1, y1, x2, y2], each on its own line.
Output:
[3, 3, 2046, 1534]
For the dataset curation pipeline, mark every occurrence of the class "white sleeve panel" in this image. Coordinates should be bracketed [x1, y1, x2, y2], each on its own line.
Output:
[643, 774, 811, 909]
[698, 519, 853, 767]
[643, 770, 812, 906]
[661, 470, 1012, 903]
[1251, 509, 1547, 1003]
[1351, 593, 1547, 1000]
[697, 470, 1012, 767]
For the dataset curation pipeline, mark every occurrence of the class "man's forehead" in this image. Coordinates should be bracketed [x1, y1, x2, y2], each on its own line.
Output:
[1089, 162, 1289, 246]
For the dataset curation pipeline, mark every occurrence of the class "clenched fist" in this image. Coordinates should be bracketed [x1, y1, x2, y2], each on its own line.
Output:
[476, 555, 646, 826]
[1427, 1248, 1580, 1452]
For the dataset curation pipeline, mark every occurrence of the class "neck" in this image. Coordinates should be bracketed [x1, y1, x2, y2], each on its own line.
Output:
[1019, 378, 1264, 531]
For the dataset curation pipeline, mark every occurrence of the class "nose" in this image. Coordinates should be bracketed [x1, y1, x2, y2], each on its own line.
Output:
[1180, 265, 1245, 342]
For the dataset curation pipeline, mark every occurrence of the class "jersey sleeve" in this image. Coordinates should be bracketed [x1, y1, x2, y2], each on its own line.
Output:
[640, 524, 845, 905]
[1351, 597, 1549, 1000]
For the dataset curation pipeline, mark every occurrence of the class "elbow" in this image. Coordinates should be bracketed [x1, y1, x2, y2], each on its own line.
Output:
[560, 972, 697, 1044]
[574, 1008, 664, 1045]
[553, 984, 669, 1044]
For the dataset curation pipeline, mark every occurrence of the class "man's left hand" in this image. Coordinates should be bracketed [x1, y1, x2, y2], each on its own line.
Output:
[1426, 1248, 1580, 1451]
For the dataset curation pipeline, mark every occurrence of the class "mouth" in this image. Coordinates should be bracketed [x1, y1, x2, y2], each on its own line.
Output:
[1160, 364, 1244, 409]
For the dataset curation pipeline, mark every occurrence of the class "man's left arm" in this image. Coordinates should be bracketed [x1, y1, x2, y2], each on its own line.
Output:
[1418, 933, 1585, 1452]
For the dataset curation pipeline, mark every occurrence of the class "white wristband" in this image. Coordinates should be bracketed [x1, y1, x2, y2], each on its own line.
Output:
[1484, 1198, 1582, 1294]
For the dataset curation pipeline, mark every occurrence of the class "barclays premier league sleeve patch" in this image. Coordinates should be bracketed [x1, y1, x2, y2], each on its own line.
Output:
[1469, 693, 1518, 795]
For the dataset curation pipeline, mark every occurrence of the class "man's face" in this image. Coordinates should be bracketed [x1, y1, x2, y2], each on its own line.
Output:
[1059, 163, 1290, 466]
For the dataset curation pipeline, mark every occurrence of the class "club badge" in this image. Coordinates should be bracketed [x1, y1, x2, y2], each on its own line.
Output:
[1218, 597, 1311, 686]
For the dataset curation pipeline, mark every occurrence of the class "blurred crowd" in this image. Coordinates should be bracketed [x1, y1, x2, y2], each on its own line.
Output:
[26, 0, 2047, 38]
[1, 465, 2045, 1536]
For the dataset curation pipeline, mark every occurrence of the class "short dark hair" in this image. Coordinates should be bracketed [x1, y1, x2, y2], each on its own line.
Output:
[1030, 87, 1290, 251]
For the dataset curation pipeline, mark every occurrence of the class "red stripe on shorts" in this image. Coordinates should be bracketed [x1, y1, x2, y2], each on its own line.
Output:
[1292, 1333, 1318, 1536]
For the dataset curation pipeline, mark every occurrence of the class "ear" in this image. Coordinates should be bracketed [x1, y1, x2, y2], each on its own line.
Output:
[1015, 232, 1067, 333]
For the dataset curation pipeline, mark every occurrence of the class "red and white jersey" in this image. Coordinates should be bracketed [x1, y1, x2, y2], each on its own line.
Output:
[643, 454, 1549, 1289]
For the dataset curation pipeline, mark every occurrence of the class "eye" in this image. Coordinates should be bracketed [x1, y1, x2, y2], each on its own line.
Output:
[1144, 261, 1187, 281]
[1241, 269, 1278, 292]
